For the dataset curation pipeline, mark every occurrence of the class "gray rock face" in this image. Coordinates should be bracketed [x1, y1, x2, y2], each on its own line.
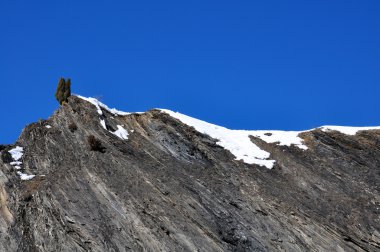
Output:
[0, 96, 379, 251]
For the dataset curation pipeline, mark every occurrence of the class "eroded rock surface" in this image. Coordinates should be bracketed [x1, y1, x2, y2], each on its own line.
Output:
[0, 96, 379, 251]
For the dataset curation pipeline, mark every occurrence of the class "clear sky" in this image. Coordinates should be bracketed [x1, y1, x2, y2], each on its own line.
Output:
[1, 1, 379, 144]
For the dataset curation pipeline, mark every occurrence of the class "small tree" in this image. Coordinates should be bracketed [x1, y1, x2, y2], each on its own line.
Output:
[55, 77, 72, 105]
[55, 78, 65, 104]
[64, 78, 71, 100]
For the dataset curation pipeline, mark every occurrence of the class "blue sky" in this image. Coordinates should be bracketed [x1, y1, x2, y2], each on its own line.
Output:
[1, 1, 379, 144]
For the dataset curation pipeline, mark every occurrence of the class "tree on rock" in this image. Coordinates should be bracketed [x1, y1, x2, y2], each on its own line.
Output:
[55, 78, 72, 105]
[55, 78, 65, 104]
[64, 78, 71, 100]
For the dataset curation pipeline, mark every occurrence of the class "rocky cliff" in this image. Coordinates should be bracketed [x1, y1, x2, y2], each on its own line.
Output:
[0, 96, 379, 251]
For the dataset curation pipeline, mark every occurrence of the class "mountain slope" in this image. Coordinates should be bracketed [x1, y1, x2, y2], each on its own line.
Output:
[0, 96, 379, 251]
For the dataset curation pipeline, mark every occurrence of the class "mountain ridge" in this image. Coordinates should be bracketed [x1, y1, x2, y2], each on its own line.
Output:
[0, 95, 379, 251]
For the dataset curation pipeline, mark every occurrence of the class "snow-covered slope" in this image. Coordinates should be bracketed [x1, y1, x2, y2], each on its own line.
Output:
[160, 109, 276, 168]
[159, 110, 380, 169]
[160, 110, 310, 169]
[77, 96, 380, 169]
[76, 95, 132, 116]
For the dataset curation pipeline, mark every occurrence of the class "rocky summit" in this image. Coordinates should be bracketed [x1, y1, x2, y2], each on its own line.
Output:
[0, 96, 379, 251]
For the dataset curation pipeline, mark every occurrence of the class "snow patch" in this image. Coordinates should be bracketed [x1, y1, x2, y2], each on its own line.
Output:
[100, 119, 107, 130]
[160, 109, 275, 169]
[76, 95, 131, 116]
[76, 96, 138, 140]
[10, 161, 22, 166]
[250, 131, 308, 150]
[8, 146, 24, 161]
[77, 96, 104, 115]
[45, 125, 52, 129]
[16, 171, 36, 181]
[320, 126, 380, 135]
[112, 125, 129, 140]
[8, 146, 36, 180]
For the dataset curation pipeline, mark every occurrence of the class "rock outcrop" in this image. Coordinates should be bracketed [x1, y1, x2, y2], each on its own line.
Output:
[0, 96, 379, 251]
